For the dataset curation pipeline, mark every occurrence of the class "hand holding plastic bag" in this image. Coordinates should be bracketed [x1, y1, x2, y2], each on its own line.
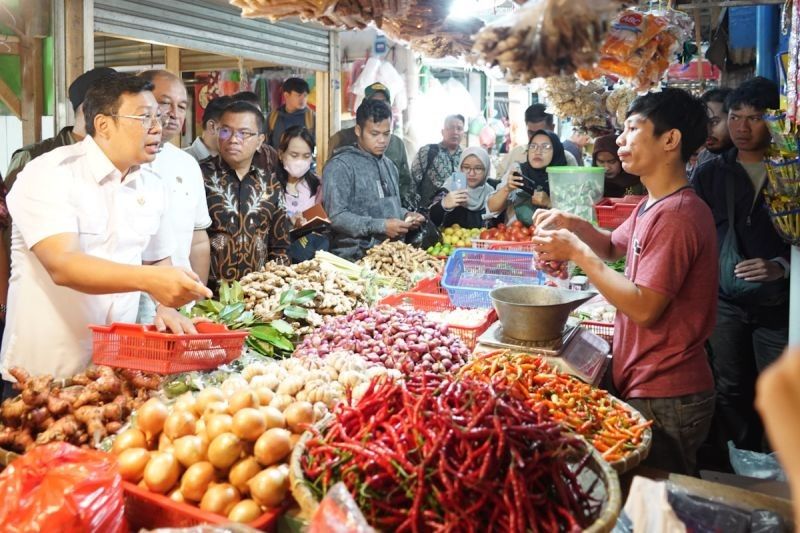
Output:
[0, 442, 126, 533]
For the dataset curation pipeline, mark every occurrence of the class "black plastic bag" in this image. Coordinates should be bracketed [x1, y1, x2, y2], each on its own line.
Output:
[405, 217, 441, 249]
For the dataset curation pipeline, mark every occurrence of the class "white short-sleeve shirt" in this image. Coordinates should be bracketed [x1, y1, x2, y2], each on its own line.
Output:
[137, 143, 211, 324]
[145, 143, 211, 270]
[1, 135, 175, 380]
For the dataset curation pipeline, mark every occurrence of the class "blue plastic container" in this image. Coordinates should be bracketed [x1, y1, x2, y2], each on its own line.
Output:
[441, 249, 545, 308]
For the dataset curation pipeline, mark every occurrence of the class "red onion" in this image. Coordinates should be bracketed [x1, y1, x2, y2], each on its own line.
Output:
[295, 306, 470, 374]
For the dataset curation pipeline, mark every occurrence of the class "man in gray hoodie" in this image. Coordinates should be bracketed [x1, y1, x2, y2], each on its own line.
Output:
[323, 99, 424, 260]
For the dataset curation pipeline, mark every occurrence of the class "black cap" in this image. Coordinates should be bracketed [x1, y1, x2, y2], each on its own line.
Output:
[68, 67, 117, 111]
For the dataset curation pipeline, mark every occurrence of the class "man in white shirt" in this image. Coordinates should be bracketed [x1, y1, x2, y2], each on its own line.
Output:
[137, 70, 212, 323]
[1, 74, 211, 391]
[184, 95, 234, 162]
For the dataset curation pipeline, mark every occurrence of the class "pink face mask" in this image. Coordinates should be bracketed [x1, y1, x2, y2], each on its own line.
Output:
[284, 158, 311, 178]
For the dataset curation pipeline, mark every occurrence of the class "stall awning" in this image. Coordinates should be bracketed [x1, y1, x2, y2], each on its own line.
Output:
[93, 0, 331, 71]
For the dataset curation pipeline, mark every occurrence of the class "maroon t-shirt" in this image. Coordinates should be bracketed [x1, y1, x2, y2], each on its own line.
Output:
[610, 188, 717, 399]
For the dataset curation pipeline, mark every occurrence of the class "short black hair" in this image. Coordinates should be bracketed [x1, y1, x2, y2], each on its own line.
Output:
[525, 103, 554, 127]
[219, 100, 265, 133]
[701, 87, 732, 106]
[282, 77, 310, 95]
[626, 87, 709, 163]
[83, 73, 154, 136]
[444, 114, 465, 127]
[725, 76, 779, 113]
[233, 91, 261, 109]
[355, 99, 392, 129]
[202, 95, 234, 128]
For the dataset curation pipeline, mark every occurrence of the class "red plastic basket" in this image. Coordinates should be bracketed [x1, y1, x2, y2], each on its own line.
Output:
[580, 320, 615, 345]
[123, 481, 282, 530]
[471, 239, 537, 252]
[90, 322, 248, 374]
[410, 275, 447, 295]
[594, 196, 646, 229]
[379, 292, 496, 349]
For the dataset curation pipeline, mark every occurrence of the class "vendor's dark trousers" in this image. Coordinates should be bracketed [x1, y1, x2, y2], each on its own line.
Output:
[708, 298, 789, 453]
[627, 391, 715, 476]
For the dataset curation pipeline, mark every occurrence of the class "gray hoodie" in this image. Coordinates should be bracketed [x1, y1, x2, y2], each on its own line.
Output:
[322, 145, 407, 260]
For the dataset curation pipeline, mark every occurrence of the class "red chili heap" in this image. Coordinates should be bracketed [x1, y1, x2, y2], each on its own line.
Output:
[301, 373, 602, 532]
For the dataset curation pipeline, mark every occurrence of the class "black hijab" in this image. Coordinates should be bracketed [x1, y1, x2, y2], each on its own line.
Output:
[519, 129, 568, 194]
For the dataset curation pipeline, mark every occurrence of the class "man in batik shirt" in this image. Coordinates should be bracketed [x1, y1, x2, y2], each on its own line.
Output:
[200, 101, 291, 293]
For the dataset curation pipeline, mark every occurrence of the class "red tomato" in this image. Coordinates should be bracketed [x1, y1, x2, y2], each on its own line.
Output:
[497, 223, 506, 231]
[480, 230, 491, 240]
[511, 220, 523, 230]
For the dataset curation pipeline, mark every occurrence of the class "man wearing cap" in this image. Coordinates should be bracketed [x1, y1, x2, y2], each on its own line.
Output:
[137, 70, 212, 324]
[495, 103, 578, 180]
[4, 67, 117, 192]
[328, 83, 413, 209]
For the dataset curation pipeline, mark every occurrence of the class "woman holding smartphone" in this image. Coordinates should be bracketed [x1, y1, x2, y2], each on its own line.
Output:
[486, 129, 567, 226]
[428, 147, 496, 229]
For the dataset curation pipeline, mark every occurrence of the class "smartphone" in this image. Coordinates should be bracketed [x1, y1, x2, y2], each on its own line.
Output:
[451, 171, 467, 190]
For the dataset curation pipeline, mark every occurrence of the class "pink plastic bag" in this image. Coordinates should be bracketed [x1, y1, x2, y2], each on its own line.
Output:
[0, 442, 127, 533]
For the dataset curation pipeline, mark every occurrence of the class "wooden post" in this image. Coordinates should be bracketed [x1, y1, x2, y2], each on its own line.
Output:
[64, 0, 93, 88]
[316, 71, 330, 171]
[165, 46, 181, 76]
[19, 36, 43, 145]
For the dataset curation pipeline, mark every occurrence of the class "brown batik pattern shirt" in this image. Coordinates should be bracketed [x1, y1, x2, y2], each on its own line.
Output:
[201, 146, 290, 289]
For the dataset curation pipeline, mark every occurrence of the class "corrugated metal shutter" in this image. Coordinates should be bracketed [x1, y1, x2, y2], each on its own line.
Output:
[93, 0, 331, 71]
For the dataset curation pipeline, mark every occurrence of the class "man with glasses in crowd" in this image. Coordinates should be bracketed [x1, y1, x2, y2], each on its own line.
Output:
[1, 73, 210, 399]
[408, 114, 466, 211]
[495, 103, 578, 179]
[137, 70, 211, 324]
[200, 101, 290, 294]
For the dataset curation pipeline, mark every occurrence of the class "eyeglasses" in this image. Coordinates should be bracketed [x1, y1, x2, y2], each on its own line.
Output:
[111, 113, 166, 130]
[461, 166, 485, 175]
[218, 127, 260, 142]
[528, 143, 553, 152]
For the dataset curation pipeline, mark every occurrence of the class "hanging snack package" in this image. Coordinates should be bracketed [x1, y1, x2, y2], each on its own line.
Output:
[0, 442, 127, 533]
[599, 10, 669, 61]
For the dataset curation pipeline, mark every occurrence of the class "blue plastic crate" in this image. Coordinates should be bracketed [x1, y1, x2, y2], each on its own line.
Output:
[441, 249, 545, 308]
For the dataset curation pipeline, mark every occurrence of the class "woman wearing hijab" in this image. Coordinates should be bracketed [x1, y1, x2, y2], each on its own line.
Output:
[429, 147, 496, 229]
[486, 129, 567, 226]
[592, 133, 645, 197]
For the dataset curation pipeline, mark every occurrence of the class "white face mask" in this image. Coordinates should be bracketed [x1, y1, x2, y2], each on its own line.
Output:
[284, 158, 311, 178]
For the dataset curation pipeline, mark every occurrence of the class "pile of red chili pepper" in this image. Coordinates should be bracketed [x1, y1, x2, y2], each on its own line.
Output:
[460, 351, 652, 463]
[301, 372, 603, 532]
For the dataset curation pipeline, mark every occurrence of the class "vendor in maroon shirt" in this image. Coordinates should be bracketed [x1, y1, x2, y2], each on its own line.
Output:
[532, 89, 718, 475]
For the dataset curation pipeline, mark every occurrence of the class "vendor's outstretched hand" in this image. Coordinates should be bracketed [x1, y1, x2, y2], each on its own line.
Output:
[532, 208, 581, 232]
[149, 266, 212, 308]
[756, 346, 800, 526]
[531, 228, 583, 262]
[404, 212, 426, 229]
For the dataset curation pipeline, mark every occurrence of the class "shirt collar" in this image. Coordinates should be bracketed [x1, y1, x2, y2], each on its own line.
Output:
[83, 135, 138, 185]
[218, 154, 259, 180]
[192, 136, 212, 159]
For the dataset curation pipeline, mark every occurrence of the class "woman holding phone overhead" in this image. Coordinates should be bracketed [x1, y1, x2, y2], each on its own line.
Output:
[428, 147, 497, 229]
[486, 129, 568, 226]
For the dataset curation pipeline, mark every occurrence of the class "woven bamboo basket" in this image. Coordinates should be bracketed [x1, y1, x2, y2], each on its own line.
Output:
[289, 419, 622, 531]
[607, 397, 653, 474]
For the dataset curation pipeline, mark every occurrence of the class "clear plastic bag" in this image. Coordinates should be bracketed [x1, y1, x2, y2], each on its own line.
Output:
[0, 442, 127, 533]
[308, 482, 375, 533]
[727, 441, 788, 482]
